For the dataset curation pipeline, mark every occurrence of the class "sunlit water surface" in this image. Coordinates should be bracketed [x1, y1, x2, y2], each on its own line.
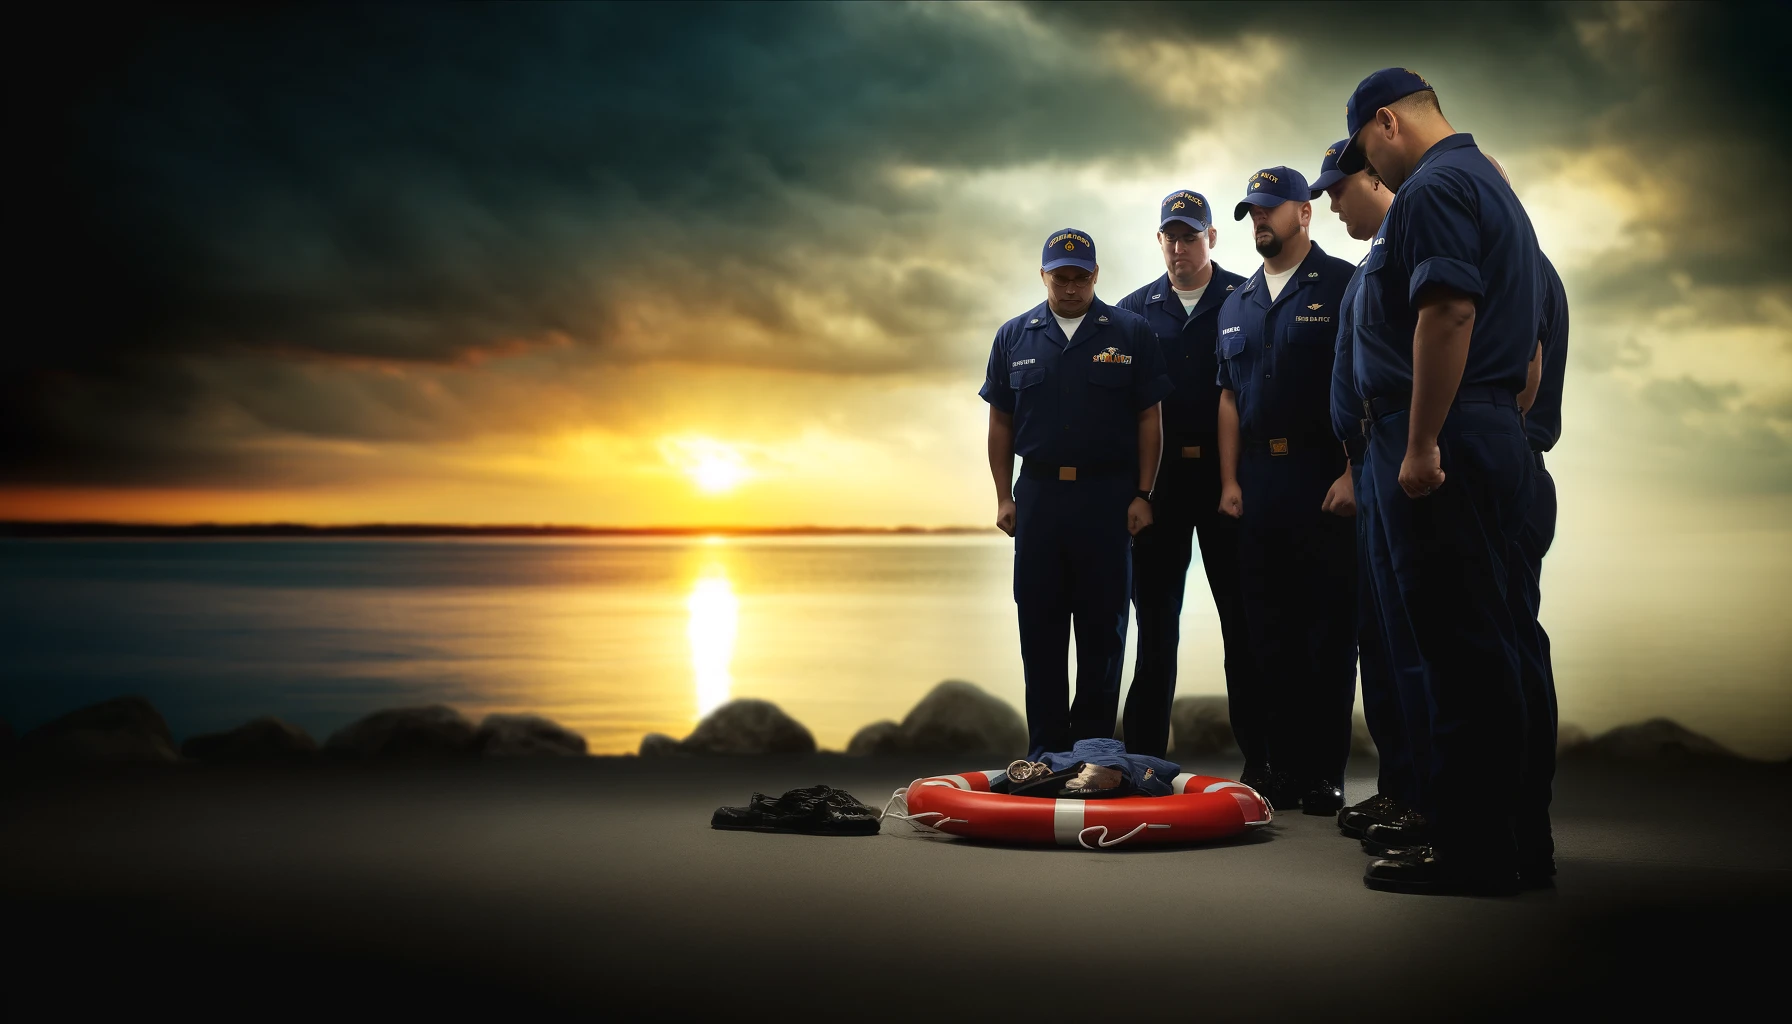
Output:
[2, 536, 1787, 758]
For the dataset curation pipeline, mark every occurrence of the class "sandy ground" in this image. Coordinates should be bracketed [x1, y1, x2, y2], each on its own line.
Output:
[5, 754, 1788, 1019]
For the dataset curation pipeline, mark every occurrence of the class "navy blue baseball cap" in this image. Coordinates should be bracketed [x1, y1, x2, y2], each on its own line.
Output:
[1159, 189, 1212, 232]
[1233, 166, 1312, 220]
[1041, 228, 1098, 272]
[1338, 67, 1435, 174]
[1309, 139, 1351, 197]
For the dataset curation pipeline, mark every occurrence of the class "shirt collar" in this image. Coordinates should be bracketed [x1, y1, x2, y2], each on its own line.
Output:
[1414, 132, 1478, 177]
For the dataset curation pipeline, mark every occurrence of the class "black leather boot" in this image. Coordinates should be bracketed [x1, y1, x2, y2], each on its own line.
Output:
[1364, 847, 1519, 897]
[1301, 779, 1344, 816]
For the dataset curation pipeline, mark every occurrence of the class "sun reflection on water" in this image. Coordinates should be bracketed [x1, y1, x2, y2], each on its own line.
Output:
[687, 561, 739, 718]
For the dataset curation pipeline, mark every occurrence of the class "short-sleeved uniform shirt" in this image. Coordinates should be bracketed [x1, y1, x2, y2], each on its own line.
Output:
[1116, 265, 1247, 452]
[1330, 259, 1370, 449]
[1351, 134, 1541, 404]
[1527, 252, 1569, 452]
[1215, 243, 1356, 444]
[979, 297, 1172, 467]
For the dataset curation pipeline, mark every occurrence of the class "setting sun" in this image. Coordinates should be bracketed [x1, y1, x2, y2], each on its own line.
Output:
[663, 437, 751, 495]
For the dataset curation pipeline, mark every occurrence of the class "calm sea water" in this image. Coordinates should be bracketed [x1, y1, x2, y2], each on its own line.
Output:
[3, 536, 1789, 758]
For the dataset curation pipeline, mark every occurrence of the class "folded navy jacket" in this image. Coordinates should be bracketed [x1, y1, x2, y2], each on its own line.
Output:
[1040, 739, 1180, 797]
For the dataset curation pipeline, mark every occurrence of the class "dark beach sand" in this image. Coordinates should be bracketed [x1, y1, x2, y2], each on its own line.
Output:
[5, 755, 1787, 1019]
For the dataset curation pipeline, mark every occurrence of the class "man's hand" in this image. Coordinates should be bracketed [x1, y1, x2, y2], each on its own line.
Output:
[1218, 480, 1243, 519]
[1399, 442, 1445, 499]
[1128, 497, 1153, 536]
[1322, 470, 1356, 517]
[996, 498, 1017, 537]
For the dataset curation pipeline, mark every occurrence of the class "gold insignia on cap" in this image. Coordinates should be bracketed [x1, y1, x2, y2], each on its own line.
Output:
[1252, 182, 1262, 189]
[1326, 148, 1337, 157]
[1171, 200, 1186, 211]
[1065, 241, 1075, 251]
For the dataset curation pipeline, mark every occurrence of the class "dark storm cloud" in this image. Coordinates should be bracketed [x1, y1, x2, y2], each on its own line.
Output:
[6, 1, 1789, 488]
[5, 2, 1191, 483]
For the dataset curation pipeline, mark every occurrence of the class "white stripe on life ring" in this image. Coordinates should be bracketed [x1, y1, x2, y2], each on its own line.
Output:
[1053, 799, 1085, 845]
[945, 775, 972, 790]
[1203, 781, 1247, 793]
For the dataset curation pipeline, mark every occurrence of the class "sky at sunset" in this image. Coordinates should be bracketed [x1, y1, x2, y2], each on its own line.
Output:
[5, 1, 1789, 535]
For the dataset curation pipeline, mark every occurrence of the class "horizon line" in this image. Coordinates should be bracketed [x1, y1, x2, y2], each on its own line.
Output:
[0, 520, 998, 538]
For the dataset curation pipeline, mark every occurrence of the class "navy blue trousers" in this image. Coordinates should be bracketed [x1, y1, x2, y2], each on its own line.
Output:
[1511, 458, 1558, 865]
[1236, 446, 1357, 787]
[1125, 451, 1256, 762]
[1352, 461, 1427, 808]
[1364, 398, 1533, 870]
[1013, 471, 1134, 761]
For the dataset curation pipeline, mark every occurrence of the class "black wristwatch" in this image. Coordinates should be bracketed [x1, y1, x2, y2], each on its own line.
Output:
[1135, 489, 1153, 503]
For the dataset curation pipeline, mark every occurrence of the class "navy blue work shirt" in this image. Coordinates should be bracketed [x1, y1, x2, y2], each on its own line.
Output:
[1527, 252, 1569, 452]
[979, 297, 1172, 467]
[1330, 259, 1370, 451]
[1116, 265, 1246, 451]
[1215, 243, 1356, 444]
[1350, 134, 1541, 403]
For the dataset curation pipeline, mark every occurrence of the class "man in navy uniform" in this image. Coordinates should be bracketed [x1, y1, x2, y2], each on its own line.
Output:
[1115, 191, 1252, 764]
[1214, 167, 1358, 813]
[982, 229, 1172, 760]
[1338, 69, 1541, 895]
[1313, 141, 1431, 842]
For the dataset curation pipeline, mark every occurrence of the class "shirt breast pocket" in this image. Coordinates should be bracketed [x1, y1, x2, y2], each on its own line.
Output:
[1087, 361, 1132, 389]
[1218, 328, 1247, 361]
[1009, 366, 1047, 390]
[1357, 245, 1392, 327]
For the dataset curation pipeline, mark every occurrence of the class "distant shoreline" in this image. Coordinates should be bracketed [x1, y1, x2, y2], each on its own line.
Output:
[0, 521, 997, 539]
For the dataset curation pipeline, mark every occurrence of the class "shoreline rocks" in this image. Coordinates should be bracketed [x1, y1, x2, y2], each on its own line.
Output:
[183, 717, 317, 763]
[846, 681, 1027, 758]
[640, 699, 815, 756]
[7, 693, 1778, 768]
[17, 695, 181, 763]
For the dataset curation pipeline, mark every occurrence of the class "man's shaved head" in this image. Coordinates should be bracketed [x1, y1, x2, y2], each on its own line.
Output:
[1390, 89, 1444, 120]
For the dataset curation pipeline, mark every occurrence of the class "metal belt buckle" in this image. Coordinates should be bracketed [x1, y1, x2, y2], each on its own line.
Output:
[1059, 466, 1077, 481]
[1181, 446, 1201, 459]
[1269, 438, 1289, 456]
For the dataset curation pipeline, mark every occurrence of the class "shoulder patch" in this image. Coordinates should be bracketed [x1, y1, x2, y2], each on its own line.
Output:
[1098, 315, 1109, 323]
[1150, 293, 1162, 301]
[1308, 271, 1319, 278]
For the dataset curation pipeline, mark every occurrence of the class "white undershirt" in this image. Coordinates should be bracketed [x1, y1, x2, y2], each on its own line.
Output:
[1054, 313, 1086, 340]
[1171, 283, 1207, 314]
[1262, 264, 1299, 302]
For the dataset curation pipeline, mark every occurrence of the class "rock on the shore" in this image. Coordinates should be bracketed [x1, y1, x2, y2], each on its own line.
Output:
[19, 695, 181, 762]
[638, 733, 682, 757]
[1556, 723, 1590, 756]
[892, 681, 1027, 756]
[182, 717, 317, 763]
[323, 705, 478, 759]
[847, 720, 903, 756]
[1573, 718, 1741, 761]
[677, 699, 816, 755]
[1168, 696, 1236, 757]
[476, 714, 588, 757]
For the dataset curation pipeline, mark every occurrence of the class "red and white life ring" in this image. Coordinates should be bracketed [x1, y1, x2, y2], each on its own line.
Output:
[893, 769, 1271, 849]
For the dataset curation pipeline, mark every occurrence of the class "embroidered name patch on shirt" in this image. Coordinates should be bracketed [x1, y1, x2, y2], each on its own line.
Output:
[1091, 346, 1133, 364]
[1011, 358, 1036, 367]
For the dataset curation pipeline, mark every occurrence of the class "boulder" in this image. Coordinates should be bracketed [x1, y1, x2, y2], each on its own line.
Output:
[1556, 723, 1591, 756]
[638, 732, 683, 757]
[182, 717, 317, 763]
[1574, 718, 1741, 761]
[679, 699, 815, 755]
[846, 720, 902, 757]
[1350, 714, 1378, 758]
[19, 695, 180, 762]
[1168, 696, 1237, 757]
[891, 681, 1026, 756]
[476, 714, 588, 757]
[323, 705, 478, 759]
